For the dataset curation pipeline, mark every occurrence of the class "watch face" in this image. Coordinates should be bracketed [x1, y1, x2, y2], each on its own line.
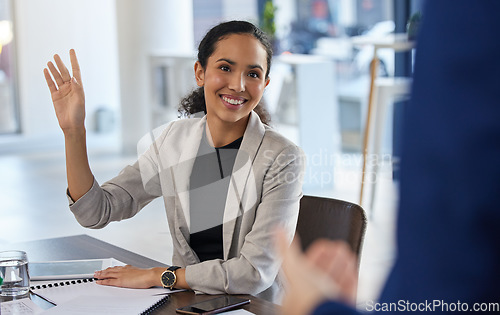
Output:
[162, 271, 176, 287]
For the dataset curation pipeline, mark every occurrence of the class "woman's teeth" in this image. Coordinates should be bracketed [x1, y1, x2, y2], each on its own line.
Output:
[222, 96, 244, 105]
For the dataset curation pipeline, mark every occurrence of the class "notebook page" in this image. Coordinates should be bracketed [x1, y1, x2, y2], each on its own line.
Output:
[42, 295, 168, 315]
[34, 281, 170, 305]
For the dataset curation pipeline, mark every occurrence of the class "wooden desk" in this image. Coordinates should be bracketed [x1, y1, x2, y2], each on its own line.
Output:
[0, 235, 278, 314]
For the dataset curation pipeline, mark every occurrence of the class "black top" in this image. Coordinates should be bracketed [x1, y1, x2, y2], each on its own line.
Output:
[189, 131, 243, 262]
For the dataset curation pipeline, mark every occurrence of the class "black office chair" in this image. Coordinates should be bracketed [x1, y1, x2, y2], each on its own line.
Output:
[295, 195, 367, 266]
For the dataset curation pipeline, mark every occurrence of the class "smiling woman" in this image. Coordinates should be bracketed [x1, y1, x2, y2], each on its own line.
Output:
[194, 33, 270, 147]
[179, 21, 273, 128]
[43, 20, 306, 303]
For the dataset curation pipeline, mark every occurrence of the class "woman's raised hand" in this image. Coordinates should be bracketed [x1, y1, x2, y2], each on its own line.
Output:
[44, 49, 85, 133]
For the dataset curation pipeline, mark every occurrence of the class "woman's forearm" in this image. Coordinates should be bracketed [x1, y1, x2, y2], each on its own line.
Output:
[64, 128, 94, 201]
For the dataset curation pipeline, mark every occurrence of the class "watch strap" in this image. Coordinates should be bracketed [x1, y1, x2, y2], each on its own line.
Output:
[167, 266, 181, 272]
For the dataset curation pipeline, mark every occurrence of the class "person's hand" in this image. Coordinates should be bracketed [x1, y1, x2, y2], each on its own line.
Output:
[275, 228, 358, 315]
[94, 265, 157, 289]
[43, 49, 86, 133]
[305, 239, 358, 303]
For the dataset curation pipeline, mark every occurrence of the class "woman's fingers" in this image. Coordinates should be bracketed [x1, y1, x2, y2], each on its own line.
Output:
[96, 278, 121, 286]
[95, 267, 122, 278]
[94, 265, 134, 280]
[54, 53, 71, 83]
[46, 50, 82, 89]
[43, 68, 58, 93]
[93, 265, 153, 289]
[69, 49, 82, 86]
[47, 61, 64, 87]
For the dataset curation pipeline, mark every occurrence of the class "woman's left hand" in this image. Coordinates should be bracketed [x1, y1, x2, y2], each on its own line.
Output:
[94, 265, 157, 289]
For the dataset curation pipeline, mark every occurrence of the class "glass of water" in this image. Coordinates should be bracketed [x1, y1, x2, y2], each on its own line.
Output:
[0, 250, 29, 296]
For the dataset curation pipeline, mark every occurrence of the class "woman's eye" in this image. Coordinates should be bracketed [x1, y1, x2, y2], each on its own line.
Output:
[248, 72, 259, 78]
[219, 66, 230, 72]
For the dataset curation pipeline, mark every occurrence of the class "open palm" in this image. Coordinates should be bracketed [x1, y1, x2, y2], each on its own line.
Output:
[44, 49, 86, 132]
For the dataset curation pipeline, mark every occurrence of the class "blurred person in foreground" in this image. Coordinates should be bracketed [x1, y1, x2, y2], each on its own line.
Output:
[276, 0, 500, 314]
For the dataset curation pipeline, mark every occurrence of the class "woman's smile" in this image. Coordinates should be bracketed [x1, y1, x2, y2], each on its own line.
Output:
[220, 94, 247, 109]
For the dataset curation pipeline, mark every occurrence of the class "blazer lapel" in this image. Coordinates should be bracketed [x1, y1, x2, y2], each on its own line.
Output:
[223, 111, 266, 259]
[170, 116, 205, 263]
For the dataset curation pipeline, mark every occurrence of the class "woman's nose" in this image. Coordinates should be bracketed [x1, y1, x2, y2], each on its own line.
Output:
[228, 73, 245, 92]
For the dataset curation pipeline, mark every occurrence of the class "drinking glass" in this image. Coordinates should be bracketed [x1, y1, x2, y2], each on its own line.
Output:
[0, 250, 29, 296]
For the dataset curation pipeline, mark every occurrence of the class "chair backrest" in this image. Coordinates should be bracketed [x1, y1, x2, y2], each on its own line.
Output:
[296, 195, 367, 263]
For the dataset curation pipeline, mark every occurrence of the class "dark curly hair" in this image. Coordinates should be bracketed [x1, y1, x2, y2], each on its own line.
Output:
[178, 20, 272, 125]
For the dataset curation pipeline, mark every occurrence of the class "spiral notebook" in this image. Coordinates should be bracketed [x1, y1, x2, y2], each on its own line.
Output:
[30, 278, 173, 314]
[41, 294, 169, 315]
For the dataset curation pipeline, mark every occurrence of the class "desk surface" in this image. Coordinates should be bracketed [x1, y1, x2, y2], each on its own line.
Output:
[0, 235, 278, 314]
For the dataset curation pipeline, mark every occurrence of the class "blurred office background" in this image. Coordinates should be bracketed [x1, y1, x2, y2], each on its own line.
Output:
[0, 0, 422, 307]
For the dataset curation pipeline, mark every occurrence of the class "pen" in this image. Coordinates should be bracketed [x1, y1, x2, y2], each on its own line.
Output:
[29, 289, 57, 306]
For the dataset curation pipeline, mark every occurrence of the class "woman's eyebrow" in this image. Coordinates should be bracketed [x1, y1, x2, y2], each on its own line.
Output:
[248, 64, 264, 71]
[217, 58, 235, 65]
[216, 58, 264, 71]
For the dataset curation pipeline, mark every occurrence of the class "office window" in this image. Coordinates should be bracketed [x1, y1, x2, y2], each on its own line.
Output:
[193, 0, 259, 45]
[272, 0, 393, 151]
[0, 0, 18, 134]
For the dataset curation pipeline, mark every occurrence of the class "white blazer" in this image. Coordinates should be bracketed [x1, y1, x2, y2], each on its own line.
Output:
[70, 111, 306, 302]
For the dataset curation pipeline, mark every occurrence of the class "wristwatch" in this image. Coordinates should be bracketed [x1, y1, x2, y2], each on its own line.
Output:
[161, 266, 181, 289]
